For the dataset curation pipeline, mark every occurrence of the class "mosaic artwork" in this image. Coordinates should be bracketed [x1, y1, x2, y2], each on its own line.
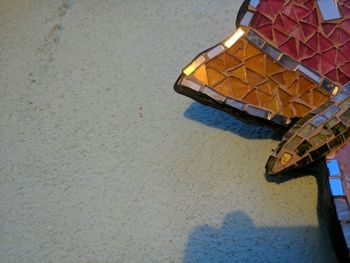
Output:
[174, 0, 350, 261]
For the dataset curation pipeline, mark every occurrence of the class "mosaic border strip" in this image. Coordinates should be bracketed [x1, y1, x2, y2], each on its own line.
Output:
[326, 159, 350, 253]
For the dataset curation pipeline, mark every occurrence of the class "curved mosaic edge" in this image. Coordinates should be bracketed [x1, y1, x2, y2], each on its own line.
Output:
[266, 83, 350, 174]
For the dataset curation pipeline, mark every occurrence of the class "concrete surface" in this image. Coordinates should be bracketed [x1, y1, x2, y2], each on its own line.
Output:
[0, 0, 338, 262]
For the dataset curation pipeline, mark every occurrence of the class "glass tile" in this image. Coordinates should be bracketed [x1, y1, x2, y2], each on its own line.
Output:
[297, 113, 317, 126]
[207, 68, 225, 86]
[322, 79, 337, 94]
[247, 29, 265, 48]
[339, 97, 350, 111]
[280, 152, 292, 165]
[334, 198, 350, 221]
[240, 11, 254, 26]
[329, 178, 344, 196]
[246, 54, 265, 75]
[207, 45, 225, 59]
[313, 89, 329, 106]
[311, 115, 327, 126]
[271, 114, 286, 126]
[250, 0, 260, 8]
[297, 65, 321, 83]
[293, 103, 311, 117]
[331, 122, 347, 135]
[296, 140, 312, 157]
[265, 97, 279, 113]
[193, 65, 209, 85]
[296, 156, 312, 167]
[225, 98, 245, 110]
[310, 143, 330, 160]
[299, 123, 317, 137]
[323, 105, 341, 119]
[341, 224, 350, 249]
[181, 78, 202, 92]
[310, 128, 332, 146]
[314, 101, 335, 114]
[247, 106, 269, 119]
[331, 90, 349, 103]
[343, 127, 350, 140]
[285, 135, 303, 151]
[325, 117, 339, 129]
[317, 0, 342, 21]
[329, 134, 344, 149]
[340, 108, 350, 124]
[262, 43, 282, 61]
[344, 83, 350, 93]
[184, 56, 206, 76]
[202, 87, 226, 102]
[327, 159, 341, 177]
[279, 55, 299, 70]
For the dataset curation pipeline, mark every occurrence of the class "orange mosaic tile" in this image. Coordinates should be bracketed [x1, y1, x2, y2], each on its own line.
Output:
[180, 34, 331, 124]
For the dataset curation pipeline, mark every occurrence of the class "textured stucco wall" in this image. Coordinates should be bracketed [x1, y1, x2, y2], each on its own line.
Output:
[0, 0, 338, 262]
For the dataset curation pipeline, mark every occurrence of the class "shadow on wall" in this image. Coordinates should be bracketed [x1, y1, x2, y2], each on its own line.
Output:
[183, 211, 337, 263]
[183, 103, 339, 262]
[184, 102, 281, 141]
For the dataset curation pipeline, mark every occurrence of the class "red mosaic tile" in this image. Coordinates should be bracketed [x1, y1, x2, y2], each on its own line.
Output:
[252, 0, 350, 85]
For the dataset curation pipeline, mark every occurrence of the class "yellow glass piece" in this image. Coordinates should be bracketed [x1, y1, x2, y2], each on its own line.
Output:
[207, 68, 225, 86]
[214, 79, 233, 98]
[193, 65, 209, 85]
[280, 153, 292, 165]
[224, 53, 242, 69]
[332, 86, 339, 95]
[245, 44, 261, 59]
[230, 66, 247, 82]
[312, 90, 328, 106]
[246, 69, 265, 86]
[245, 54, 265, 75]
[298, 75, 314, 94]
[183, 56, 206, 76]
[244, 90, 259, 105]
[293, 102, 311, 116]
[258, 82, 272, 95]
[283, 104, 293, 118]
[227, 40, 245, 60]
[285, 71, 297, 86]
[256, 90, 272, 106]
[206, 56, 225, 71]
[224, 28, 245, 48]
[266, 59, 283, 76]
[229, 78, 251, 99]
[265, 97, 279, 113]
[271, 72, 286, 85]
[278, 88, 291, 106]
[287, 80, 298, 96]
[300, 91, 312, 105]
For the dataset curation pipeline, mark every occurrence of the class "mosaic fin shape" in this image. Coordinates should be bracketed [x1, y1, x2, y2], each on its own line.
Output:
[175, 28, 335, 127]
[266, 84, 350, 174]
[174, 1, 350, 259]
